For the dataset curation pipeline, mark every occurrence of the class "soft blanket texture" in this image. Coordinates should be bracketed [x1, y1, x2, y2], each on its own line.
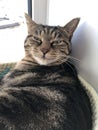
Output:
[0, 62, 16, 79]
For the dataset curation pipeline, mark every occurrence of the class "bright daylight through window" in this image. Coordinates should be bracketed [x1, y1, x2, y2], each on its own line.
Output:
[0, 0, 27, 63]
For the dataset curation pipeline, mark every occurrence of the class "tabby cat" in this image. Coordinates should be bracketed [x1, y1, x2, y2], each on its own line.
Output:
[0, 13, 93, 130]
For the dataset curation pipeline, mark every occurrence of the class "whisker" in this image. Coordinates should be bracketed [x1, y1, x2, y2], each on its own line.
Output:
[67, 60, 80, 72]
[68, 56, 81, 63]
[57, 56, 78, 76]
[65, 61, 77, 76]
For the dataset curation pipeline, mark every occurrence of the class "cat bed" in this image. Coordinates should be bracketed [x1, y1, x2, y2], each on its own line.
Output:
[0, 62, 16, 79]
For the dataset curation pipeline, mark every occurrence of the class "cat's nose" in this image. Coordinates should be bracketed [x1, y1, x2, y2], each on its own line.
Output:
[40, 48, 49, 55]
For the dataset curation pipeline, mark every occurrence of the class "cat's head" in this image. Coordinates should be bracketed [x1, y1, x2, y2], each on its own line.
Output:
[24, 13, 80, 66]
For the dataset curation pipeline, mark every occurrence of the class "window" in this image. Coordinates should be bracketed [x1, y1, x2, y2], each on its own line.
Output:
[0, 0, 28, 63]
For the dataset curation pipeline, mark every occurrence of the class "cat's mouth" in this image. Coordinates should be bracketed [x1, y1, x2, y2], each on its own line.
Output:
[42, 54, 46, 59]
[33, 55, 58, 65]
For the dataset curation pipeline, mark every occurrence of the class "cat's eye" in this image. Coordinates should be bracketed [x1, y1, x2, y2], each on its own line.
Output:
[51, 42, 57, 46]
[51, 40, 64, 46]
[33, 36, 40, 41]
[30, 36, 42, 46]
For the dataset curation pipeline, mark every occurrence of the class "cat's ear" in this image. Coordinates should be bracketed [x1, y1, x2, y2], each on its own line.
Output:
[63, 18, 80, 40]
[25, 13, 37, 33]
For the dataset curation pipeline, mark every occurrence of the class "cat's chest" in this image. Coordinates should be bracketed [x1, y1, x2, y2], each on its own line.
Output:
[3, 70, 74, 87]
[26, 71, 74, 85]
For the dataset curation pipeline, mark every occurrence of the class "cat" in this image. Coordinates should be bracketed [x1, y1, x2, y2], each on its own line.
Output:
[0, 13, 94, 130]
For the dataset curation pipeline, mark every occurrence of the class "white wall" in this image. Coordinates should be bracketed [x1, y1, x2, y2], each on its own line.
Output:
[48, 0, 98, 91]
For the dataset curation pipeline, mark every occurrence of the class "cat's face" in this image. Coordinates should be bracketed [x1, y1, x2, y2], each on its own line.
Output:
[24, 13, 80, 66]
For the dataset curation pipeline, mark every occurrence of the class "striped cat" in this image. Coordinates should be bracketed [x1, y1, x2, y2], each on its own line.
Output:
[0, 13, 94, 130]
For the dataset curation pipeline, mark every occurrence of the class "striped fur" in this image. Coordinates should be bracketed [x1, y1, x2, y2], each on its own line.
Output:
[0, 14, 93, 130]
[23, 14, 80, 66]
